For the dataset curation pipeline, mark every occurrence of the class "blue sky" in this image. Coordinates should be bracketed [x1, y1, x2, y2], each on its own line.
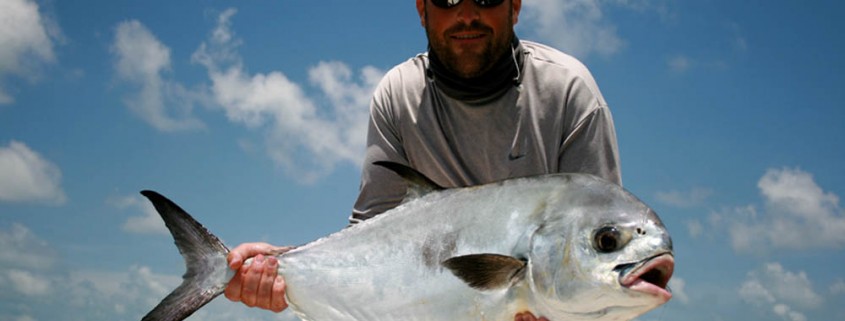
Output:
[1, 0, 844, 320]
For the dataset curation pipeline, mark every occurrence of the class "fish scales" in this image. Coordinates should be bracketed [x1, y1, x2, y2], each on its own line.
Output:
[280, 177, 552, 320]
[140, 162, 674, 321]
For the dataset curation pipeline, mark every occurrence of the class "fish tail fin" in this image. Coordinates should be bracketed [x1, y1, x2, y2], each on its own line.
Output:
[140, 190, 231, 321]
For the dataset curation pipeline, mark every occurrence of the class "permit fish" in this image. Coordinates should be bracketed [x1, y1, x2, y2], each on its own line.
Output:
[140, 162, 674, 321]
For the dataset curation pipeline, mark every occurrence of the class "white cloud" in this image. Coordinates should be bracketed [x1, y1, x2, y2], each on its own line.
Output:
[0, 141, 66, 205]
[739, 276, 775, 304]
[686, 219, 703, 238]
[759, 167, 840, 221]
[191, 9, 382, 182]
[519, 0, 678, 59]
[0, 0, 60, 104]
[14, 315, 36, 321]
[110, 8, 383, 182]
[16, 264, 301, 321]
[111, 20, 205, 132]
[3, 226, 226, 319]
[724, 22, 749, 53]
[831, 279, 845, 295]
[739, 262, 822, 321]
[0, 223, 55, 270]
[110, 195, 167, 235]
[711, 168, 845, 253]
[3, 269, 50, 296]
[762, 263, 823, 308]
[0, 232, 179, 319]
[520, 0, 623, 58]
[0, 222, 301, 321]
[668, 277, 689, 304]
[773, 304, 807, 321]
[656, 187, 711, 208]
[668, 55, 692, 73]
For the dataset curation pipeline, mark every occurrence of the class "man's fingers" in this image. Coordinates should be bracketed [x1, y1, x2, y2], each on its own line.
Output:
[224, 270, 243, 302]
[223, 242, 291, 313]
[240, 254, 265, 307]
[515, 311, 546, 321]
[227, 251, 243, 269]
[255, 257, 278, 309]
[228, 243, 272, 269]
[227, 254, 242, 270]
[270, 276, 288, 312]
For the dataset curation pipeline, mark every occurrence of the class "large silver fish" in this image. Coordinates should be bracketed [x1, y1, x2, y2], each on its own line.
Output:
[140, 162, 674, 321]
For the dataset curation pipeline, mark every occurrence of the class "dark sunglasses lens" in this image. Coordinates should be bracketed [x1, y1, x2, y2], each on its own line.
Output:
[475, 0, 505, 7]
[430, 0, 461, 8]
[430, 0, 505, 8]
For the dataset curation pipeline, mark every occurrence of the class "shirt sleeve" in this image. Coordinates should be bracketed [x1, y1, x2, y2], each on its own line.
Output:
[349, 85, 409, 224]
[558, 105, 622, 186]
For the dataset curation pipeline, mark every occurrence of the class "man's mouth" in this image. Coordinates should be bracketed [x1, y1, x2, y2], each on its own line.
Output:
[445, 22, 492, 42]
[615, 253, 674, 302]
[450, 32, 485, 41]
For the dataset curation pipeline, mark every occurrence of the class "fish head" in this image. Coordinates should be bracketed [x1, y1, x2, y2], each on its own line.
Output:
[526, 174, 674, 319]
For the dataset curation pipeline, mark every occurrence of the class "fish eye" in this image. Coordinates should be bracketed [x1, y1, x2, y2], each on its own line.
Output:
[593, 226, 622, 253]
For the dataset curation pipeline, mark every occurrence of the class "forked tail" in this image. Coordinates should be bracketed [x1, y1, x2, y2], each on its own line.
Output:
[140, 190, 231, 321]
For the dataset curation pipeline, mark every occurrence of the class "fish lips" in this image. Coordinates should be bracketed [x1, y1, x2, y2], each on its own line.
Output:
[614, 253, 674, 302]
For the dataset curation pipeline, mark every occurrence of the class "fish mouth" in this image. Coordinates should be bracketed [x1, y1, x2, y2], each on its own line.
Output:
[615, 253, 674, 302]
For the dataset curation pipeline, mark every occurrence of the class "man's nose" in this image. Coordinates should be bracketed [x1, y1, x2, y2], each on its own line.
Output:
[454, 0, 481, 24]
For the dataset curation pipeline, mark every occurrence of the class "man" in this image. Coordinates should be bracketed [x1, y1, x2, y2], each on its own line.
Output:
[225, 0, 621, 320]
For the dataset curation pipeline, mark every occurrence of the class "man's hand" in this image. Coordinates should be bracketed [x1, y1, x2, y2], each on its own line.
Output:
[515, 311, 550, 321]
[224, 242, 289, 312]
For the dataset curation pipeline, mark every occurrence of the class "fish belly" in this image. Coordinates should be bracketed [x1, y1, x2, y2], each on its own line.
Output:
[279, 185, 549, 321]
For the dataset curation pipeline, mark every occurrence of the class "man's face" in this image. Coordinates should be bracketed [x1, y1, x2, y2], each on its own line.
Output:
[417, 0, 521, 79]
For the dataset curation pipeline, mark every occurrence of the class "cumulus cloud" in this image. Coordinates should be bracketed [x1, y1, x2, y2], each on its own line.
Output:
[655, 186, 712, 208]
[519, 0, 674, 58]
[667, 55, 692, 73]
[0, 223, 55, 270]
[191, 9, 381, 182]
[773, 304, 808, 321]
[685, 219, 703, 238]
[0, 222, 300, 321]
[111, 20, 206, 132]
[0, 140, 66, 205]
[726, 168, 845, 252]
[758, 167, 840, 221]
[0, 224, 55, 314]
[111, 8, 382, 182]
[724, 22, 749, 53]
[520, 0, 623, 58]
[668, 277, 689, 304]
[13, 315, 36, 321]
[739, 263, 822, 321]
[0, 0, 60, 104]
[110, 195, 167, 235]
[831, 279, 845, 295]
[2, 269, 51, 296]
[5, 264, 302, 321]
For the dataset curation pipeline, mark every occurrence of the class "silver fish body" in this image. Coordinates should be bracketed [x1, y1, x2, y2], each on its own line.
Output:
[140, 163, 673, 321]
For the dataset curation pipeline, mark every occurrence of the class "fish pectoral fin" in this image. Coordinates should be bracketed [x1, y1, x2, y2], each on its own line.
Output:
[442, 253, 527, 291]
[373, 161, 444, 200]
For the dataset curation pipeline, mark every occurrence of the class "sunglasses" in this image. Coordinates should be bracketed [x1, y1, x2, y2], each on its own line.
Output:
[430, 0, 506, 9]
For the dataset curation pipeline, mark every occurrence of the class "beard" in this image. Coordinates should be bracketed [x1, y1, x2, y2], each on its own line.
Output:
[425, 16, 514, 79]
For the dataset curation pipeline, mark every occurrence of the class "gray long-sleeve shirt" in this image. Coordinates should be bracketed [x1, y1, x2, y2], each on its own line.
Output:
[351, 40, 621, 224]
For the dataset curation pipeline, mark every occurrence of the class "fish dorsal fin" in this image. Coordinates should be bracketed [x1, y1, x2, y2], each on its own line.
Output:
[442, 254, 527, 291]
[374, 161, 444, 200]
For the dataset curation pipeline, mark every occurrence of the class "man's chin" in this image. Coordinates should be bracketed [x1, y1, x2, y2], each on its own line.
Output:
[442, 52, 492, 78]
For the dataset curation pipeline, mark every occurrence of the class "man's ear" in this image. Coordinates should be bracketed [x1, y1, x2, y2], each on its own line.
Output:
[512, 0, 522, 25]
[416, 0, 426, 27]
